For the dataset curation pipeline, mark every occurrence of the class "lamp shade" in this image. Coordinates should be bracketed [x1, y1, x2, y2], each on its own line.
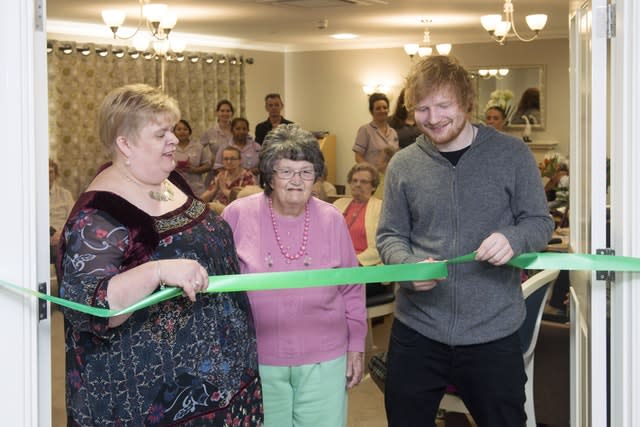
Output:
[526, 14, 548, 31]
[418, 46, 433, 57]
[480, 14, 501, 32]
[159, 10, 177, 30]
[494, 21, 512, 37]
[170, 38, 186, 53]
[435, 43, 452, 55]
[403, 43, 420, 56]
[101, 9, 126, 27]
[143, 3, 168, 23]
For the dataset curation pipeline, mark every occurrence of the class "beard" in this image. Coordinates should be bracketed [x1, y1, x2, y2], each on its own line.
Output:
[420, 118, 467, 148]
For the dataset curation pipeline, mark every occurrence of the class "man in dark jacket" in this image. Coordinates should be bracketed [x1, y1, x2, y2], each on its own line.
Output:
[254, 93, 293, 144]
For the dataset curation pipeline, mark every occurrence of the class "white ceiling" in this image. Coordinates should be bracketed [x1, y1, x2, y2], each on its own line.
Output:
[46, 0, 570, 52]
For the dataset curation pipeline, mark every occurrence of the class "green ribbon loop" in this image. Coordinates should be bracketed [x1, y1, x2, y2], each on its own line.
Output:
[2, 251, 639, 318]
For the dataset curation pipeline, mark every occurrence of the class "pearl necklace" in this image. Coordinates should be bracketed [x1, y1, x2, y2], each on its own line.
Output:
[268, 196, 310, 262]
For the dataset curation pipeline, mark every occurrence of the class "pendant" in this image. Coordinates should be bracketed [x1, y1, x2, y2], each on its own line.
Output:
[304, 255, 312, 267]
[265, 253, 273, 268]
[148, 180, 175, 202]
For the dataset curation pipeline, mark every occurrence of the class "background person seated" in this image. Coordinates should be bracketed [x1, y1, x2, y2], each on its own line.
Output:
[333, 163, 389, 298]
[201, 146, 255, 213]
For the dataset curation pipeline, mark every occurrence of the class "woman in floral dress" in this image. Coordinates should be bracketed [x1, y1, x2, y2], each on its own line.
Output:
[58, 84, 262, 426]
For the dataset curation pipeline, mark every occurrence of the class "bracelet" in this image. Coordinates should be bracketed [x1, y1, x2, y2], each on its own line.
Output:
[156, 260, 166, 290]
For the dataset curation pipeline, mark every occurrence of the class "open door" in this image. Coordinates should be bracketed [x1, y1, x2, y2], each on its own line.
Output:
[570, 0, 608, 427]
[568, 1, 609, 426]
[608, 1, 640, 426]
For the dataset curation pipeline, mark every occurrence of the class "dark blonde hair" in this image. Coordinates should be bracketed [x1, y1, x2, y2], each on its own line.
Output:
[404, 55, 475, 114]
[98, 84, 180, 153]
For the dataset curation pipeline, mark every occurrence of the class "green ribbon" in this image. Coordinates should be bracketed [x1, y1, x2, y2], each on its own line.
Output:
[2, 252, 639, 318]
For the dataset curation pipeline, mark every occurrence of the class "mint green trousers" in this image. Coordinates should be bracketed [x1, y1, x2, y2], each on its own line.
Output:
[259, 354, 347, 427]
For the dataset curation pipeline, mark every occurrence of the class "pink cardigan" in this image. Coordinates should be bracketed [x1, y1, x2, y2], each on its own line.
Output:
[222, 193, 367, 366]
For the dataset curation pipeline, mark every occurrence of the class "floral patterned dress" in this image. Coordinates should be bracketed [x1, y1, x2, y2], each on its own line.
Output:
[58, 171, 263, 426]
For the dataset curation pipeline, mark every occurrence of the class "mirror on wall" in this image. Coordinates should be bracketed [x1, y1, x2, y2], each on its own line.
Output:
[470, 65, 545, 130]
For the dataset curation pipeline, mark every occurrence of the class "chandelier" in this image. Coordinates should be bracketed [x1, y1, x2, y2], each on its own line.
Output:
[480, 0, 547, 44]
[404, 19, 452, 59]
[101, 1, 184, 56]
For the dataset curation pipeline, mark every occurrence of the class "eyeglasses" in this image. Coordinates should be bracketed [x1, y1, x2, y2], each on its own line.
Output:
[222, 157, 240, 161]
[351, 179, 372, 185]
[273, 168, 316, 181]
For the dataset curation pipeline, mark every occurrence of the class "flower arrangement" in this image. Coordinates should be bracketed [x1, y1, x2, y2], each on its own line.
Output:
[539, 151, 568, 179]
[485, 89, 514, 122]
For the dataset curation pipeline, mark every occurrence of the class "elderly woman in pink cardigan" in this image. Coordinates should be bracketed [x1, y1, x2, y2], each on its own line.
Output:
[222, 124, 366, 427]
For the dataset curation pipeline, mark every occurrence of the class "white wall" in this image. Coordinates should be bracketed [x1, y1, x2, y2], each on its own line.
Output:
[282, 38, 570, 185]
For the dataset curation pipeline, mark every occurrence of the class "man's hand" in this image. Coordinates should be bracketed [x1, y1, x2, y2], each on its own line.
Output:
[409, 257, 443, 291]
[475, 232, 514, 266]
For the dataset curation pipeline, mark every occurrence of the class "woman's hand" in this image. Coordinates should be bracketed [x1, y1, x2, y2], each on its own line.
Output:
[107, 259, 209, 328]
[158, 259, 209, 301]
[346, 351, 364, 389]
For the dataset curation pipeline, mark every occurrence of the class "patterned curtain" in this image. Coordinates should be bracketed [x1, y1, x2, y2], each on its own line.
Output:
[47, 40, 246, 197]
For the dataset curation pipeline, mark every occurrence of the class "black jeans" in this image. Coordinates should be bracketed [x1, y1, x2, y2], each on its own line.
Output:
[385, 320, 527, 427]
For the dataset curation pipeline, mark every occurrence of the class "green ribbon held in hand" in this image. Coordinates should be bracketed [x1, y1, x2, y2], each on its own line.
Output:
[2, 252, 640, 318]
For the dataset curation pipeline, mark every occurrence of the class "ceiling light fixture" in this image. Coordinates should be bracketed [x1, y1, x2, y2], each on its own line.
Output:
[477, 68, 510, 79]
[101, 0, 185, 56]
[331, 33, 359, 40]
[480, 0, 548, 44]
[404, 19, 452, 59]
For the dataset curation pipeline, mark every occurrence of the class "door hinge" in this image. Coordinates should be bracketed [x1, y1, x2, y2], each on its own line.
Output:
[607, 3, 616, 39]
[38, 282, 48, 321]
[596, 248, 615, 281]
[34, 0, 44, 32]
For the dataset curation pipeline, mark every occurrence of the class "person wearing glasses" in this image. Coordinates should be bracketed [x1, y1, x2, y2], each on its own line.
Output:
[333, 162, 382, 268]
[222, 124, 366, 427]
[213, 117, 261, 177]
[201, 146, 255, 213]
[57, 84, 262, 426]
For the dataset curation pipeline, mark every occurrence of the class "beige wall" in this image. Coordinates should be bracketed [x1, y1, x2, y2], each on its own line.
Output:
[279, 38, 569, 185]
[46, 32, 569, 186]
[239, 49, 286, 133]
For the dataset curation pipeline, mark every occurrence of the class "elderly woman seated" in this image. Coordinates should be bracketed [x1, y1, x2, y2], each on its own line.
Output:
[201, 145, 255, 213]
[333, 162, 389, 298]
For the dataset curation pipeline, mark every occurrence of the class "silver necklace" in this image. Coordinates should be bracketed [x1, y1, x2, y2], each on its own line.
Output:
[125, 174, 175, 202]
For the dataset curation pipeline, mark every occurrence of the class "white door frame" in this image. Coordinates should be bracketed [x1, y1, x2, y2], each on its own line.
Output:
[0, 0, 51, 424]
[609, 1, 640, 426]
[568, 0, 608, 426]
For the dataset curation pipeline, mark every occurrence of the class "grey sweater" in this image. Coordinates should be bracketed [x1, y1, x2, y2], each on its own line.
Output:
[377, 125, 554, 345]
